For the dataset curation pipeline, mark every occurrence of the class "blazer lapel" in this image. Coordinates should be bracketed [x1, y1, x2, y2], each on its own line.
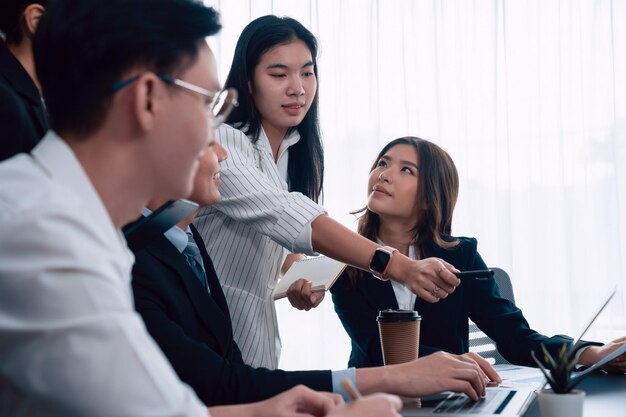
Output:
[146, 234, 233, 352]
[190, 224, 231, 315]
[362, 273, 399, 311]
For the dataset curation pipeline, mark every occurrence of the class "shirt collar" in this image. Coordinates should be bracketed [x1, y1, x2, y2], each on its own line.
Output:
[257, 126, 301, 163]
[31, 132, 134, 268]
[142, 207, 189, 254]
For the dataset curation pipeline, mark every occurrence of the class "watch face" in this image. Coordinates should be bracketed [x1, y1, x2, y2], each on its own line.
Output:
[370, 249, 391, 273]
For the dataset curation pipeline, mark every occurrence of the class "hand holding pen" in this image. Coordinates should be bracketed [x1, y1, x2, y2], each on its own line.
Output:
[337, 379, 402, 417]
[454, 269, 494, 280]
[425, 268, 494, 300]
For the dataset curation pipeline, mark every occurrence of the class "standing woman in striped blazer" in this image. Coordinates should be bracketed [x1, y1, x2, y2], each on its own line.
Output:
[194, 15, 462, 369]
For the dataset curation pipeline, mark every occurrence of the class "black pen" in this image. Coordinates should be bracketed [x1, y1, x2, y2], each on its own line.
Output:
[454, 269, 494, 279]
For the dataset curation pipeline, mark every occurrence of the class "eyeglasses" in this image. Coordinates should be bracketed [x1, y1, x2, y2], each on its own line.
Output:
[112, 73, 238, 127]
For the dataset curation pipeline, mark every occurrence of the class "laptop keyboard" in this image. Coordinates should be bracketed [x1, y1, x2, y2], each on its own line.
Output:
[430, 390, 516, 414]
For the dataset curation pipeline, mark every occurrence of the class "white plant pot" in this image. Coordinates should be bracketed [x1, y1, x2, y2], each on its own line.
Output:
[536, 389, 585, 417]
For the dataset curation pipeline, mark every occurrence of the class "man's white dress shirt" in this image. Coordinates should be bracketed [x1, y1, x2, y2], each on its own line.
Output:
[0, 132, 207, 417]
[194, 124, 325, 369]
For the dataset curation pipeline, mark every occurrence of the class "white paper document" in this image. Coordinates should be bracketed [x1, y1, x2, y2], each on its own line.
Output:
[273, 256, 346, 300]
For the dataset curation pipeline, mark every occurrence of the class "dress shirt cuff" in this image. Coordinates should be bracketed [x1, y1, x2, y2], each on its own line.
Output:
[573, 342, 603, 365]
[276, 197, 325, 255]
[573, 340, 603, 352]
[574, 346, 592, 368]
[332, 367, 357, 401]
[293, 211, 324, 255]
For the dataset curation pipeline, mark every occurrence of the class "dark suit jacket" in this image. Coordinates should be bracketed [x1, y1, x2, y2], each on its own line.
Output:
[0, 44, 47, 161]
[131, 224, 331, 406]
[331, 236, 599, 368]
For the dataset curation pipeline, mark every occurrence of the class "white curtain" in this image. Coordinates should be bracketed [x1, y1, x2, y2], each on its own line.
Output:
[204, 0, 626, 371]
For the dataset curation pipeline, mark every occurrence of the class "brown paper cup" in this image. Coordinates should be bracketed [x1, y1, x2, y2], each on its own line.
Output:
[378, 309, 422, 407]
[377, 309, 421, 365]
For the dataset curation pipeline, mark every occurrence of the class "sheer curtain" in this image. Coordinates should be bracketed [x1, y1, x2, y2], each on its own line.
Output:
[204, 0, 626, 371]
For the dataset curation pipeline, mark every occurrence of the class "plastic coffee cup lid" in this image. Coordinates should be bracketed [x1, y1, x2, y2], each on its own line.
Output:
[376, 309, 421, 322]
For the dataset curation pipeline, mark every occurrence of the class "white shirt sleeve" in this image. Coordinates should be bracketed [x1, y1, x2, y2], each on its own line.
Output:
[293, 212, 324, 255]
[0, 201, 208, 417]
[210, 125, 326, 254]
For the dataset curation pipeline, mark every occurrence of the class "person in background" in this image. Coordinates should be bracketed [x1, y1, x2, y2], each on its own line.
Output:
[131, 129, 490, 408]
[331, 136, 626, 373]
[195, 15, 461, 370]
[0, 0, 47, 160]
[0, 1, 396, 416]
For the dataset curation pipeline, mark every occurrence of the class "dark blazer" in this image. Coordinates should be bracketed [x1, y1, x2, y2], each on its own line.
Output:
[131, 224, 331, 406]
[0, 44, 47, 161]
[331, 236, 599, 368]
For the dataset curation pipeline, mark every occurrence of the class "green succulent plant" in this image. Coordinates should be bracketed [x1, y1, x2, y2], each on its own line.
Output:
[531, 343, 585, 394]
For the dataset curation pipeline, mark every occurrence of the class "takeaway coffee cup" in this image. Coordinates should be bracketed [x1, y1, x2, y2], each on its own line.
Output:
[377, 309, 421, 365]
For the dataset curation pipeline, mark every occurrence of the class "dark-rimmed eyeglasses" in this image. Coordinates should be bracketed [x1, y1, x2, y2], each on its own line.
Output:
[112, 73, 238, 127]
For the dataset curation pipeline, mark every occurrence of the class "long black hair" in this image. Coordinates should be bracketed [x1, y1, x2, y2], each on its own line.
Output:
[224, 15, 323, 203]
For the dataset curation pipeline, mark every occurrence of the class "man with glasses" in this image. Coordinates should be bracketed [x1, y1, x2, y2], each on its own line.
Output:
[112, 73, 238, 129]
[0, 1, 402, 416]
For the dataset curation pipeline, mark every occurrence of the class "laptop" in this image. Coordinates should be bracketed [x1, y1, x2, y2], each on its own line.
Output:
[402, 286, 619, 416]
[401, 386, 536, 416]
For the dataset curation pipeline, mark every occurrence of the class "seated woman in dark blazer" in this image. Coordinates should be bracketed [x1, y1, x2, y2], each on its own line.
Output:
[331, 136, 626, 372]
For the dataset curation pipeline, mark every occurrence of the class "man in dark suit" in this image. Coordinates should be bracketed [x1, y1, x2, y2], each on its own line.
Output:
[131, 139, 334, 406]
[131, 132, 496, 407]
[0, 1, 47, 161]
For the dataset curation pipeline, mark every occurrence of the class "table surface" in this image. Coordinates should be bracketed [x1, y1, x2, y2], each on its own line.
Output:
[523, 371, 626, 417]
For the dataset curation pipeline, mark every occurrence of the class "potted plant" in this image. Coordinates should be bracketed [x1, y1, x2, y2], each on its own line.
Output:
[531, 343, 585, 417]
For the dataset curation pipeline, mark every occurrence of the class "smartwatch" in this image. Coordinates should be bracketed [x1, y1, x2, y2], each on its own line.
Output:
[369, 246, 398, 280]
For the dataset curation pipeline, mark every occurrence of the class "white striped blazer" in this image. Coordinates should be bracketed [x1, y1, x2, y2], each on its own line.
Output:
[194, 124, 325, 369]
